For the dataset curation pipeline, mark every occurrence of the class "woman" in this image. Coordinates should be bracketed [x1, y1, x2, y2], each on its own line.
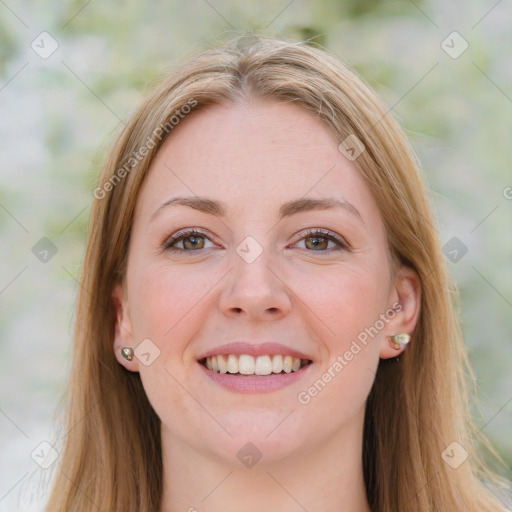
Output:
[44, 34, 510, 511]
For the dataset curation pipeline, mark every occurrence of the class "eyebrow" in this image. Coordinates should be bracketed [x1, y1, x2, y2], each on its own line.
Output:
[149, 195, 363, 223]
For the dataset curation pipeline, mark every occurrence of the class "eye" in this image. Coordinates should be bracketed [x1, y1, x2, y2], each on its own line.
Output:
[162, 227, 350, 255]
[292, 228, 349, 252]
[163, 228, 217, 253]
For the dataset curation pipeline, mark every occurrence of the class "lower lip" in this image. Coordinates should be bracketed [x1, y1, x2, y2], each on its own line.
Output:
[198, 362, 314, 394]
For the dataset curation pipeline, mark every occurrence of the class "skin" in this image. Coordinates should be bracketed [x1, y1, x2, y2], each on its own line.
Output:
[112, 99, 421, 512]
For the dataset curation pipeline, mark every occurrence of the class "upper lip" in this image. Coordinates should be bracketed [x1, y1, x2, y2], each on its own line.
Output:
[197, 342, 314, 362]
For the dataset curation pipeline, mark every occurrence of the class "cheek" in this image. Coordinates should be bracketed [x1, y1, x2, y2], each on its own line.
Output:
[295, 260, 391, 347]
[128, 264, 218, 430]
[292, 261, 390, 410]
[294, 266, 387, 419]
[129, 263, 218, 344]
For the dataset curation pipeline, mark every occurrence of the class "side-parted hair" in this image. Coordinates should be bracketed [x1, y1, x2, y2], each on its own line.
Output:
[45, 34, 510, 511]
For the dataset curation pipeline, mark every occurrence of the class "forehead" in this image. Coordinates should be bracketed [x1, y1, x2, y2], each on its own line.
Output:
[134, 100, 383, 230]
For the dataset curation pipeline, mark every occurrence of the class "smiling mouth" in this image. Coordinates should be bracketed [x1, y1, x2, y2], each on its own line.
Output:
[199, 354, 313, 376]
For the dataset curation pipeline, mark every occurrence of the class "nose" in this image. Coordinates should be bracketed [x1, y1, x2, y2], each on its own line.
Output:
[218, 244, 292, 321]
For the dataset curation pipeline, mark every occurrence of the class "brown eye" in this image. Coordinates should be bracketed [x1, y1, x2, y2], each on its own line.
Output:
[163, 229, 214, 253]
[294, 229, 349, 252]
[181, 235, 205, 250]
[304, 236, 330, 251]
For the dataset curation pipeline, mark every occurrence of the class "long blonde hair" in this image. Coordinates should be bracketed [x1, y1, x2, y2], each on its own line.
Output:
[45, 34, 510, 511]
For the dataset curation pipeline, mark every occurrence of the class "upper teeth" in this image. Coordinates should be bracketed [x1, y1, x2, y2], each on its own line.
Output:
[203, 354, 309, 375]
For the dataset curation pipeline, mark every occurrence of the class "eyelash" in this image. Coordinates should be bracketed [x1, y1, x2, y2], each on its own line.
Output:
[162, 228, 349, 255]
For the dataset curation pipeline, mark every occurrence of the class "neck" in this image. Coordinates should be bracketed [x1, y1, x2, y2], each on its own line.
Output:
[159, 408, 371, 512]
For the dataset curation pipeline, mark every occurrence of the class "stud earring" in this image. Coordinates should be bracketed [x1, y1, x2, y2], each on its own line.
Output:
[121, 347, 134, 361]
[389, 333, 411, 351]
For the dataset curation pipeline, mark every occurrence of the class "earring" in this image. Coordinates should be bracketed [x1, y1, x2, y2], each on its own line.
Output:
[121, 347, 134, 361]
[389, 333, 411, 351]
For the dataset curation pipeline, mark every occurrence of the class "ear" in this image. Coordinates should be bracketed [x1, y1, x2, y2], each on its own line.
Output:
[380, 265, 421, 359]
[112, 281, 139, 372]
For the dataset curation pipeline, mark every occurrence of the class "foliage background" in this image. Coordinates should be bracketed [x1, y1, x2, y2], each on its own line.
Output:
[0, 0, 511, 509]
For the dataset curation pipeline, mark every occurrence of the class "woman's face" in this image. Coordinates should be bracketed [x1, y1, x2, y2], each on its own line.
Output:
[113, 99, 419, 466]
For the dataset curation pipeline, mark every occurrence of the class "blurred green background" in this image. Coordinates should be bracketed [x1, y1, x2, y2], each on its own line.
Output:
[0, 0, 511, 509]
